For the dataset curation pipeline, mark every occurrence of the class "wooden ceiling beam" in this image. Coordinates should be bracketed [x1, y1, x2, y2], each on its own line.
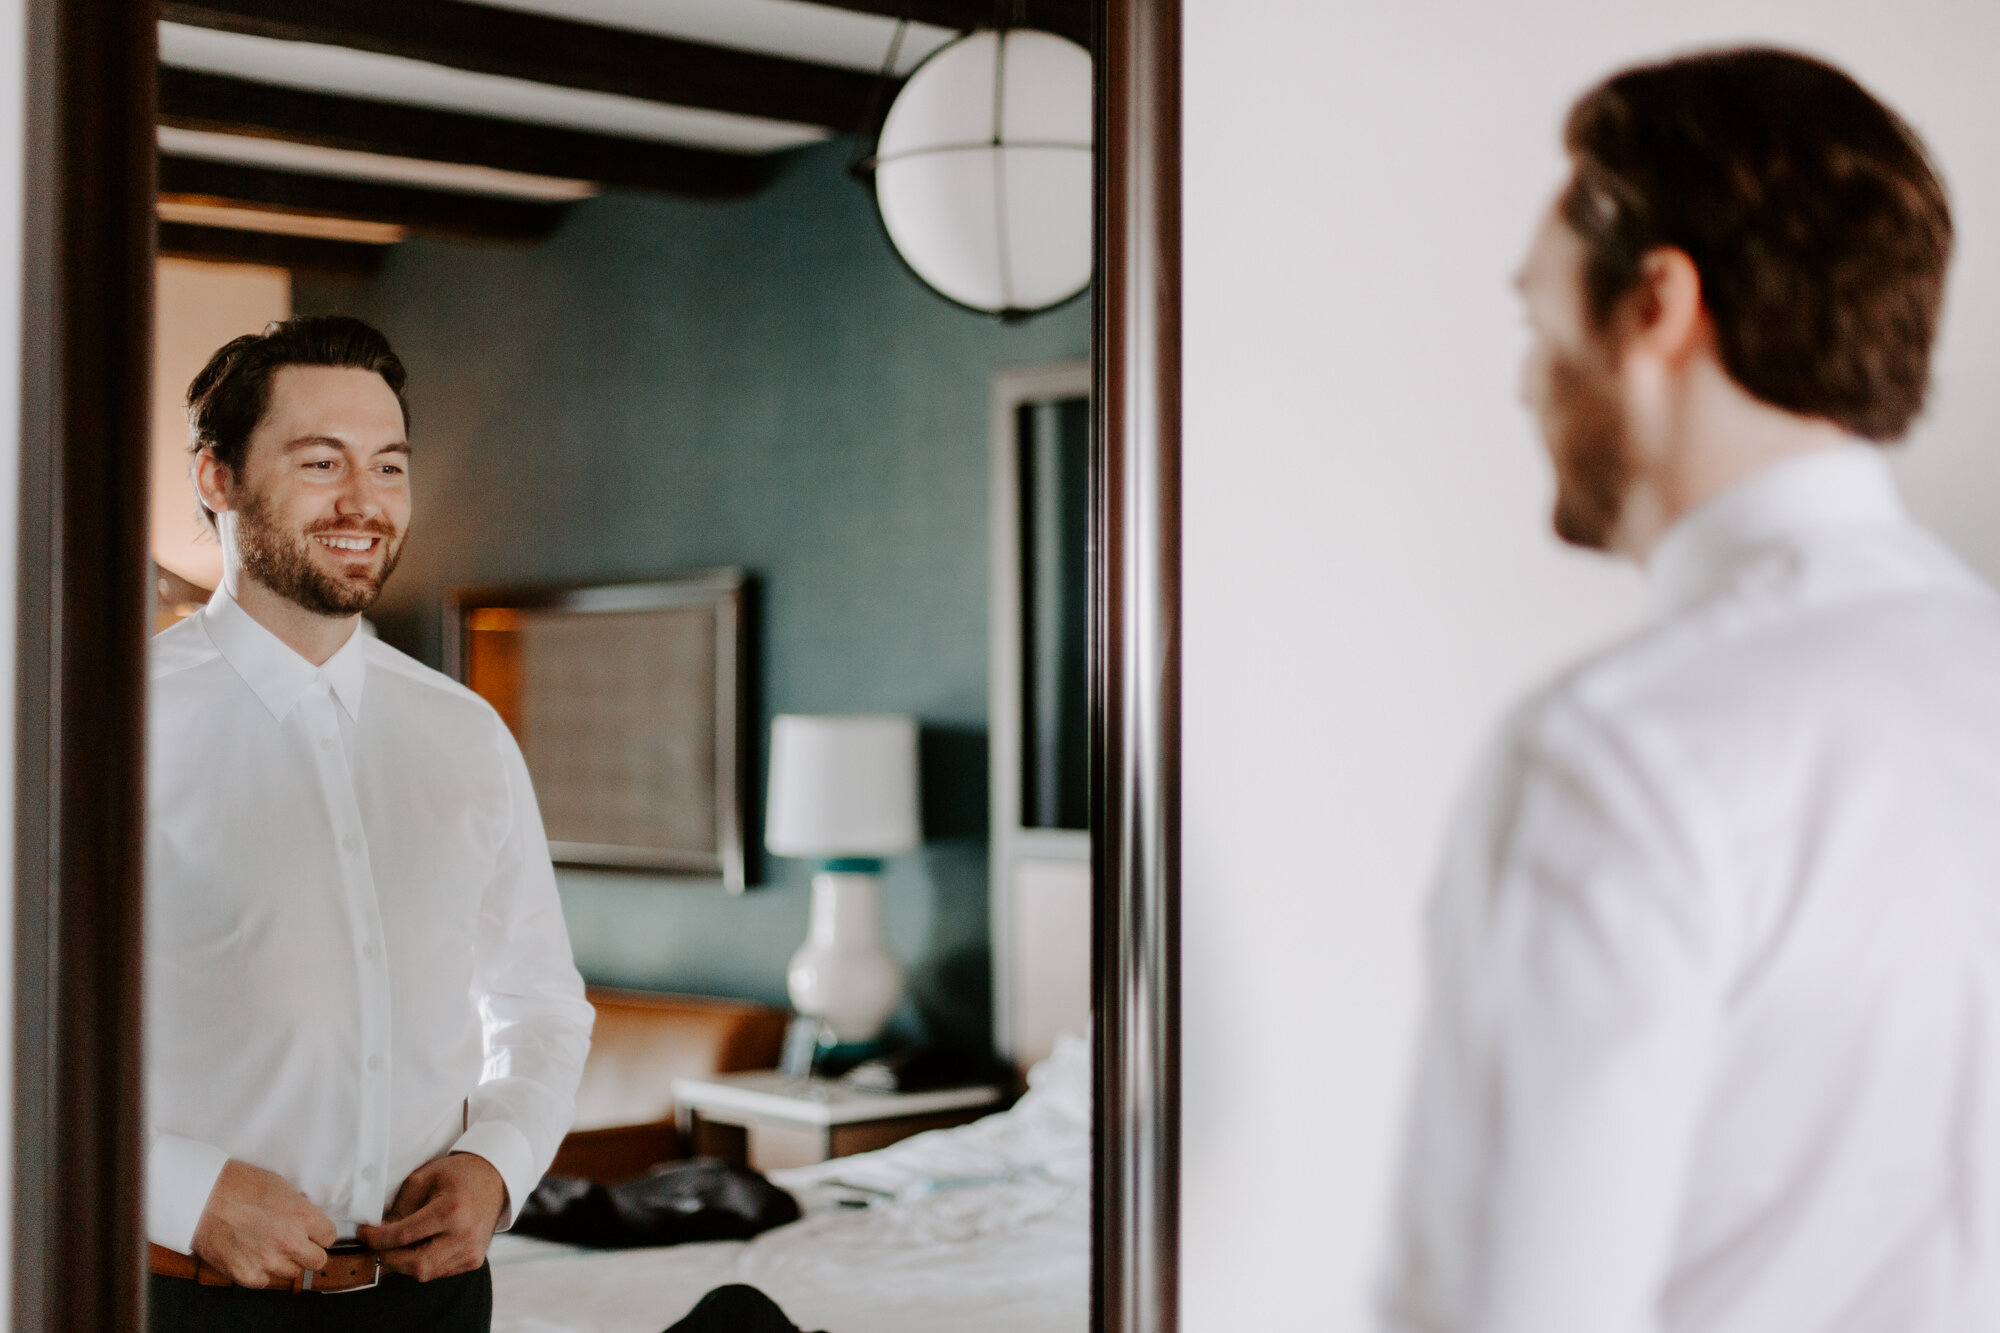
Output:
[158, 155, 571, 242]
[807, 0, 1093, 49]
[158, 69, 780, 198]
[159, 220, 389, 275]
[159, 0, 885, 132]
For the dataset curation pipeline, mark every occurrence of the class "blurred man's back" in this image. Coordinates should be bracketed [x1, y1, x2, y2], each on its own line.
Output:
[1379, 50, 1998, 1332]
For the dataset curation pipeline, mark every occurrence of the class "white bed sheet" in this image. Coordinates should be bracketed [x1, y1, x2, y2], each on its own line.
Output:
[490, 1035, 1090, 1333]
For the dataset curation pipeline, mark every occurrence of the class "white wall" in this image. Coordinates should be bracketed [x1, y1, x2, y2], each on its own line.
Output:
[1180, 4, 2000, 1329]
[151, 257, 291, 590]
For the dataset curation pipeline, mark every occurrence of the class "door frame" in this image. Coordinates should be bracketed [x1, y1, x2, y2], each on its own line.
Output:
[988, 358, 1092, 1067]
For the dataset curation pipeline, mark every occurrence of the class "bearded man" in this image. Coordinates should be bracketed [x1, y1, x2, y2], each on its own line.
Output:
[145, 316, 593, 1332]
[1379, 50, 2000, 1333]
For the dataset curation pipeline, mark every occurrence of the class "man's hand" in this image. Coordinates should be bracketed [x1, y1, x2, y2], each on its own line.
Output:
[191, 1159, 338, 1288]
[355, 1152, 508, 1282]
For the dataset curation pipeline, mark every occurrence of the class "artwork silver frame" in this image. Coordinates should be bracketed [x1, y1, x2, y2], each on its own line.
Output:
[442, 569, 751, 891]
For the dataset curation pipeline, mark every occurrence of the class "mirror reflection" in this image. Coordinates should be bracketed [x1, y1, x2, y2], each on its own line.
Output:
[142, 6, 1095, 1331]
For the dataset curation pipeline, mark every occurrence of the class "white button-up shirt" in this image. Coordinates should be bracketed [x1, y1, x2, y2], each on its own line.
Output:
[1379, 447, 2000, 1332]
[146, 588, 594, 1253]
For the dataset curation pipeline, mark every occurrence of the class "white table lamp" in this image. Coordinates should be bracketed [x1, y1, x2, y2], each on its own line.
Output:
[766, 714, 920, 1045]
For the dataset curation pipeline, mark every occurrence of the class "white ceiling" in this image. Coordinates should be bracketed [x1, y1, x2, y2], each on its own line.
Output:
[156, 126, 603, 200]
[159, 22, 832, 155]
[156, 198, 410, 243]
[156, 0, 978, 204]
[464, 0, 959, 76]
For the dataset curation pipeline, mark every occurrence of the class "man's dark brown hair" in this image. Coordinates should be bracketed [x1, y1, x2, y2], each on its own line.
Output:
[1561, 47, 1952, 442]
[187, 314, 409, 529]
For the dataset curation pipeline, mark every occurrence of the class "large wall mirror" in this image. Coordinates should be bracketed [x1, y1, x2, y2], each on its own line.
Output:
[18, 2, 1179, 1331]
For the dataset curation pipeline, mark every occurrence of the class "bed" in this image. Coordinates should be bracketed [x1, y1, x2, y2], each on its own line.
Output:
[489, 1034, 1090, 1333]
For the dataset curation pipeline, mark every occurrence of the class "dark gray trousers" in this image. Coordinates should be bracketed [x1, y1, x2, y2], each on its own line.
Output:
[147, 1263, 490, 1333]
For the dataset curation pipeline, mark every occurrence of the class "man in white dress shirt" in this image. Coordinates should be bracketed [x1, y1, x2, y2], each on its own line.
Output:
[146, 316, 594, 1331]
[1379, 49, 2000, 1333]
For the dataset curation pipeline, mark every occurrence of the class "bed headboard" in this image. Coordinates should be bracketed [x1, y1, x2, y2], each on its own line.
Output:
[552, 987, 788, 1183]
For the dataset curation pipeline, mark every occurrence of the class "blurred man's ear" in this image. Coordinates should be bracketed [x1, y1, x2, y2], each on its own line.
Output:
[1622, 246, 1708, 368]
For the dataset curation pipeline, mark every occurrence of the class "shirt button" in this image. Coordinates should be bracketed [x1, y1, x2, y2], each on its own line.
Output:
[320, 738, 335, 752]
[361, 941, 379, 961]
[367, 1054, 383, 1071]
[342, 836, 359, 853]
[361, 1165, 377, 1182]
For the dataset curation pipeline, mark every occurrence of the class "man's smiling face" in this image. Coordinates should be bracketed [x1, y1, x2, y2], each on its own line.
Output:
[213, 364, 412, 617]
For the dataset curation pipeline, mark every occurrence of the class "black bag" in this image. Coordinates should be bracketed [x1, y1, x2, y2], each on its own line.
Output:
[514, 1157, 802, 1249]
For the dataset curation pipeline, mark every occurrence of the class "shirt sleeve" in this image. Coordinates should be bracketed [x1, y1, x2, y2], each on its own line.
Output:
[147, 1131, 230, 1253]
[450, 723, 594, 1229]
[1377, 697, 1727, 1333]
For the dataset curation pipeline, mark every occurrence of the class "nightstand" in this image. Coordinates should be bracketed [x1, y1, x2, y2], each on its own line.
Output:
[670, 1070, 1005, 1171]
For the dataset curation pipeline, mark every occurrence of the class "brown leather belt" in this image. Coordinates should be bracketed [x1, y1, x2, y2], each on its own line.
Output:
[148, 1241, 384, 1293]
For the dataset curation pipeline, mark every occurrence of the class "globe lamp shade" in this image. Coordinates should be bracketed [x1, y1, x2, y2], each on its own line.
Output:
[873, 28, 1093, 317]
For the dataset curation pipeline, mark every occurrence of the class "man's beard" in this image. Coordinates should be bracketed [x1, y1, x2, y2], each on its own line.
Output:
[234, 491, 403, 617]
[1542, 346, 1632, 551]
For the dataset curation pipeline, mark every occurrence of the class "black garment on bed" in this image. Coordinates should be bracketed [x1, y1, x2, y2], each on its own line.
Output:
[513, 1157, 801, 1249]
[664, 1284, 823, 1333]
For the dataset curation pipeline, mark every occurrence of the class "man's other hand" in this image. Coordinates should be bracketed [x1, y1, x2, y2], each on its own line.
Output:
[356, 1152, 507, 1281]
[191, 1159, 338, 1287]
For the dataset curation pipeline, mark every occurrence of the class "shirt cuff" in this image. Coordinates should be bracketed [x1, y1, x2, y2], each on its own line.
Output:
[449, 1120, 536, 1232]
[147, 1134, 230, 1254]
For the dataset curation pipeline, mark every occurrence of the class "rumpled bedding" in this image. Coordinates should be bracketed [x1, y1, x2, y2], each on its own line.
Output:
[489, 1033, 1090, 1333]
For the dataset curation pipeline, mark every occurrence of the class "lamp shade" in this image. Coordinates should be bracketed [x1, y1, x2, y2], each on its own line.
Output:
[873, 28, 1093, 316]
[765, 714, 921, 858]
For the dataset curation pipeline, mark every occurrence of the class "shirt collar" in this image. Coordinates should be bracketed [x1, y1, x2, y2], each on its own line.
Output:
[201, 586, 370, 722]
[1646, 444, 1907, 618]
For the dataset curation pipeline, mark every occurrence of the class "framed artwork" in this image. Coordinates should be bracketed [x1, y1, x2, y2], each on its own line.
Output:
[443, 570, 751, 890]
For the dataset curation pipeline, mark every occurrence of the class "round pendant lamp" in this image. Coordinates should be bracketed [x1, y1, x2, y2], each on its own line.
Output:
[872, 28, 1093, 318]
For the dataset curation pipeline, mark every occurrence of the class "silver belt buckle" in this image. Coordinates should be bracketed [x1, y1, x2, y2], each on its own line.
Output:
[311, 1244, 382, 1294]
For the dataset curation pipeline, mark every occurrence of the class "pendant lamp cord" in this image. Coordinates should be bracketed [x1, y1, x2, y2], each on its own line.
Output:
[846, 6, 913, 182]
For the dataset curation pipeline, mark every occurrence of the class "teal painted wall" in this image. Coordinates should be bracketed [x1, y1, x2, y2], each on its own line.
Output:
[296, 142, 1088, 1049]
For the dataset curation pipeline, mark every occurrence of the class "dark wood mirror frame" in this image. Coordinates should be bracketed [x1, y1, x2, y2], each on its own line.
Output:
[8, 0, 1181, 1328]
[1094, 1, 1182, 1330]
